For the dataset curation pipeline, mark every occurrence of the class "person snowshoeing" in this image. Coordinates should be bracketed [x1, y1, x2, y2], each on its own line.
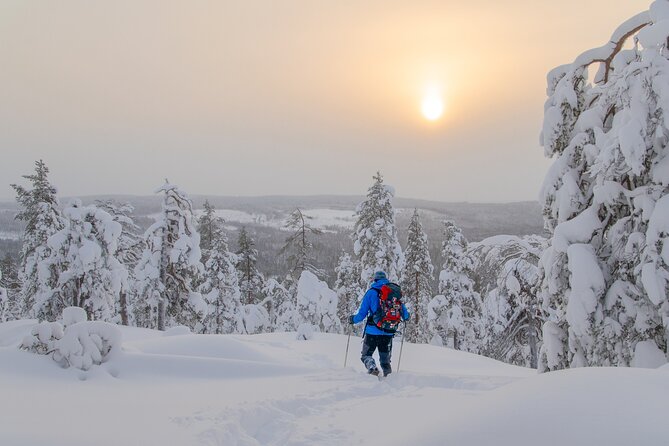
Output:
[348, 271, 409, 377]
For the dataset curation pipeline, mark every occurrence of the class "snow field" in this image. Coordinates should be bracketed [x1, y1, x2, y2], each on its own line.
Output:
[183, 208, 357, 231]
[1, 320, 667, 445]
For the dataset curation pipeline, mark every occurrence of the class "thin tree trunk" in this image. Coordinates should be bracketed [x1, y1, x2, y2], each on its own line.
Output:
[301, 219, 306, 272]
[246, 257, 251, 304]
[157, 297, 165, 331]
[119, 289, 129, 325]
[216, 297, 221, 334]
[527, 307, 538, 369]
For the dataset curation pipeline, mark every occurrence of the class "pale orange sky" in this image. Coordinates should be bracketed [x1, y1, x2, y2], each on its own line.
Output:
[0, 0, 651, 202]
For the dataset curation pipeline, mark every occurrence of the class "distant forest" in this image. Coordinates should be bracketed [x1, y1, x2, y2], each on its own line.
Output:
[0, 195, 545, 286]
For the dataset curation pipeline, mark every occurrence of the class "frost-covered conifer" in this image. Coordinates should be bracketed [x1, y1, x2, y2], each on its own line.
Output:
[197, 203, 244, 334]
[468, 235, 546, 367]
[240, 303, 270, 334]
[96, 200, 144, 325]
[539, 3, 669, 370]
[353, 172, 404, 285]
[261, 277, 295, 332]
[468, 236, 546, 299]
[482, 257, 543, 368]
[198, 200, 224, 263]
[296, 270, 341, 333]
[47, 200, 127, 322]
[0, 254, 21, 321]
[0, 270, 7, 323]
[334, 252, 362, 332]
[133, 181, 205, 331]
[12, 160, 64, 320]
[235, 226, 263, 304]
[280, 208, 323, 277]
[429, 221, 481, 352]
[400, 210, 434, 343]
[200, 245, 244, 334]
[427, 294, 459, 347]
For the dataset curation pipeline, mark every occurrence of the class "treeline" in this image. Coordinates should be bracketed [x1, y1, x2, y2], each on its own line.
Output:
[0, 163, 549, 369]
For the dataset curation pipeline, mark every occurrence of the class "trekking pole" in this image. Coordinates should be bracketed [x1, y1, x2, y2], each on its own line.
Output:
[344, 325, 352, 368]
[397, 321, 407, 373]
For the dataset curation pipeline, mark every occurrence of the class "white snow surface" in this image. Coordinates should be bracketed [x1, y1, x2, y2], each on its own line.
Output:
[0, 230, 21, 240]
[179, 208, 357, 231]
[1, 319, 667, 445]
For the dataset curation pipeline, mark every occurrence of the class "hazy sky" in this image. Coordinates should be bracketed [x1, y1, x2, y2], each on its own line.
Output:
[0, 0, 650, 202]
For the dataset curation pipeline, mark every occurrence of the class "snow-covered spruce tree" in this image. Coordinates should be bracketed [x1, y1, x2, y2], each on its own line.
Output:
[482, 256, 543, 368]
[261, 277, 294, 332]
[197, 203, 244, 334]
[47, 200, 127, 322]
[0, 254, 21, 321]
[240, 303, 270, 334]
[0, 270, 7, 322]
[538, 3, 669, 371]
[296, 270, 341, 333]
[235, 226, 263, 305]
[11, 160, 64, 320]
[428, 220, 481, 352]
[133, 181, 205, 331]
[96, 200, 144, 325]
[400, 210, 434, 343]
[427, 294, 459, 347]
[197, 200, 224, 264]
[468, 235, 547, 301]
[199, 241, 244, 334]
[280, 208, 323, 278]
[353, 172, 404, 285]
[467, 235, 546, 367]
[334, 251, 362, 332]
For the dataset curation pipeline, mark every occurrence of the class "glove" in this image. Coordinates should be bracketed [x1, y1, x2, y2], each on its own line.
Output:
[348, 315, 355, 325]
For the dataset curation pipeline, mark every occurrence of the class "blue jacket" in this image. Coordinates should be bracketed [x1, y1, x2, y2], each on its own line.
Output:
[352, 278, 410, 336]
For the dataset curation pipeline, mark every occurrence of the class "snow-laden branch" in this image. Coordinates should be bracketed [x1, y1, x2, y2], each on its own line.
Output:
[573, 12, 651, 83]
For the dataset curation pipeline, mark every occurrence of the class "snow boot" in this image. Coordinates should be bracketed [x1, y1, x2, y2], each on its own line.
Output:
[369, 367, 380, 376]
[381, 363, 391, 377]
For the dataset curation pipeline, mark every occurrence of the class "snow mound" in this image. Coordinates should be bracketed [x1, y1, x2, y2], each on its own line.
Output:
[296, 270, 340, 333]
[632, 340, 667, 368]
[53, 321, 122, 370]
[20, 321, 63, 355]
[296, 323, 315, 340]
[0, 319, 39, 347]
[62, 306, 87, 327]
[164, 325, 191, 336]
[415, 367, 669, 446]
[19, 308, 122, 371]
[126, 333, 274, 363]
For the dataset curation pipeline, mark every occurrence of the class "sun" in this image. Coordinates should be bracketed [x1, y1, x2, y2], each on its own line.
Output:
[421, 87, 444, 121]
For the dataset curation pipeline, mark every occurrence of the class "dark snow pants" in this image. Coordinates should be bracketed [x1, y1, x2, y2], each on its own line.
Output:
[361, 333, 393, 375]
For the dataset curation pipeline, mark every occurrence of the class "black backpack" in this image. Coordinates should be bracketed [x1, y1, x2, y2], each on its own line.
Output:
[367, 282, 403, 334]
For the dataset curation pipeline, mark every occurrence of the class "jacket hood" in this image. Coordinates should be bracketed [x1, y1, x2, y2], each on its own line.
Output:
[371, 278, 390, 289]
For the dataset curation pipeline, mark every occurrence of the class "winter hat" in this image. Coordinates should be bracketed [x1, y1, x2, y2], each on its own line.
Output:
[373, 271, 387, 281]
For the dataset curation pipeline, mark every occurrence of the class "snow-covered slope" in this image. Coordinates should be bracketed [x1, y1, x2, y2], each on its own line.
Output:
[151, 208, 358, 232]
[0, 320, 666, 446]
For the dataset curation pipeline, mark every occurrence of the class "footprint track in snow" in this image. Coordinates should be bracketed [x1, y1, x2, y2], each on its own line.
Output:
[172, 369, 519, 445]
